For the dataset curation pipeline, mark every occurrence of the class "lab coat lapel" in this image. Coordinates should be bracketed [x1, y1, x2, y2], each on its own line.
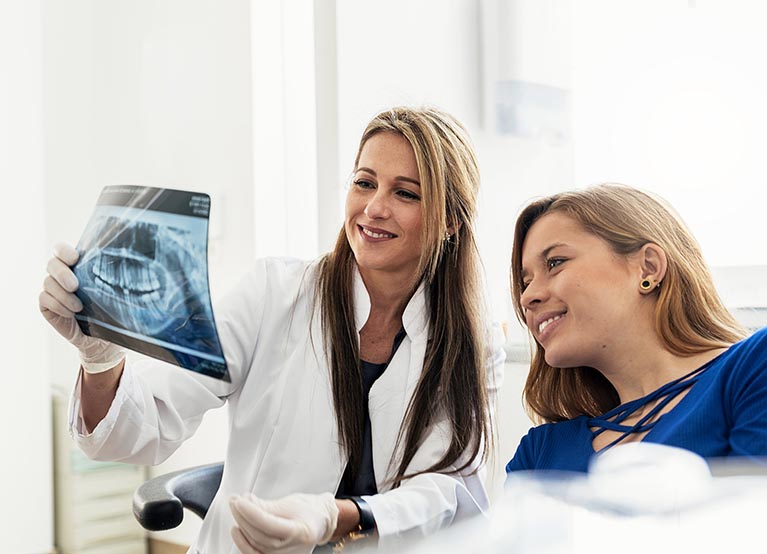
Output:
[365, 280, 430, 489]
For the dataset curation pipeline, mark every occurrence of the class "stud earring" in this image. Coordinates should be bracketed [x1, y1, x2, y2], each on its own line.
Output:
[443, 231, 451, 241]
[640, 279, 653, 290]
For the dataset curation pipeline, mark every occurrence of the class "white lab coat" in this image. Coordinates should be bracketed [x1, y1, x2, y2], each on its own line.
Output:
[69, 257, 506, 553]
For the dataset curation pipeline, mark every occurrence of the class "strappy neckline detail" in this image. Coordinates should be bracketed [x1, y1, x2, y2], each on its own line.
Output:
[587, 355, 721, 451]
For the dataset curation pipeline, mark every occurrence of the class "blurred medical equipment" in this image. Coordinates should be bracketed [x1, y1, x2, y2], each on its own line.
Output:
[403, 443, 767, 554]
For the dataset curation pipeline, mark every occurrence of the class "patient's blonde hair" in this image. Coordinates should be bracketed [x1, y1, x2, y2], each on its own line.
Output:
[510, 183, 745, 422]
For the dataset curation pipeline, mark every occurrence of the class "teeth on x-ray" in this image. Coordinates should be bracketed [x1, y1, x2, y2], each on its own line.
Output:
[93, 252, 162, 295]
[89, 248, 172, 333]
[78, 218, 195, 336]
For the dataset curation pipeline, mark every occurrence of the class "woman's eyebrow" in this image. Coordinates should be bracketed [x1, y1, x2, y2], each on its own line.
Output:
[355, 167, 420, 187]
[396, 176, 420, 187]
[541, 243, 567, 258]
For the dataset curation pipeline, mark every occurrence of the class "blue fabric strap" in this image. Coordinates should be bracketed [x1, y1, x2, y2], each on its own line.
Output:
[587, 361, 713, 449]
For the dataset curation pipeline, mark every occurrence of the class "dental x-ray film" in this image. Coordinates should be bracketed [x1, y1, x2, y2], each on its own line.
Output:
[73, 185, 229, 381]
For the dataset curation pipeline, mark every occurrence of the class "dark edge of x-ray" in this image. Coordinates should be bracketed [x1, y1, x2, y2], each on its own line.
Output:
[72, 185, 229, 381]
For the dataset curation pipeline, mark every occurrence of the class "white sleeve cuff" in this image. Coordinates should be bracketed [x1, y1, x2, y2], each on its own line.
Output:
[67, 363, 135, 442]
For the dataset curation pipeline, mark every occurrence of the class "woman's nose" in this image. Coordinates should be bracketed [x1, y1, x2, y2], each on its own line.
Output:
[520, 279, 545, 311]
[364, 190, 390, 219]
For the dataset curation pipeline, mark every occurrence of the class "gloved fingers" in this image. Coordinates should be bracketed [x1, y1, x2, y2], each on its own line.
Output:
[42, 275, 83, 314]
[231, 525, 265, 554]
[39, 289, 79, 321]
[46, 255, 79, 292]
[235, 518, 288, 554]
[230, 496, 298, 550]
[52, 241, 80, 266]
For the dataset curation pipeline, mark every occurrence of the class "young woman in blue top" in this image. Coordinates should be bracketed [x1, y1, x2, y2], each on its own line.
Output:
[506, 183, 767, 474]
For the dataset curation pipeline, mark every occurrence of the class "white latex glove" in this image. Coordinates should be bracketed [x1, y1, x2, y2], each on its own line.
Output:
[229, 492, 339, 554]
[39, 242, 126, 373]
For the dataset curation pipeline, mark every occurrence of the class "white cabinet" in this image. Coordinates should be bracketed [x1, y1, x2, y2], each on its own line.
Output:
[52, 395, 148, 554]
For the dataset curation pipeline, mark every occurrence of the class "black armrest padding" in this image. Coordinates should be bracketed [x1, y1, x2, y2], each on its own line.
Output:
[132, 462, 224, 531]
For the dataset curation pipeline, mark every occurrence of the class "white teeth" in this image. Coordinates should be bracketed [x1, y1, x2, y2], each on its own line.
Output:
[362, 227, 394, 239]
[539, 314, 563, 334]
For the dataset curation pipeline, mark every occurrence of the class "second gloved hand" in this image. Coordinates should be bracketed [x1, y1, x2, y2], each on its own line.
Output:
[229, 492, 339, 554]
[38, 242, 126, 373]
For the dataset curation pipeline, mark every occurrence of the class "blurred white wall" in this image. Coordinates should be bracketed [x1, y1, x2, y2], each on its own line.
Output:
[571, 0, 767, 267]
[1, 2, 54, 552]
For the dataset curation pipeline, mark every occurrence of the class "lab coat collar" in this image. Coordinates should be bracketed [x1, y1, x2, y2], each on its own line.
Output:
[352, 265, 429, 340]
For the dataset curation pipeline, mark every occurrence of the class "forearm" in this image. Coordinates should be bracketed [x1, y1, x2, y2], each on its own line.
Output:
[80, 358, 125, 433]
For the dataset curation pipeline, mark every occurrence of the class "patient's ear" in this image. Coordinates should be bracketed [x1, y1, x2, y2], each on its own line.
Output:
[637, 243, 667, 294]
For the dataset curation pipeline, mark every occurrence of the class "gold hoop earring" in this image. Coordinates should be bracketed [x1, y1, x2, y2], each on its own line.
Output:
[640, 279, 653, 290]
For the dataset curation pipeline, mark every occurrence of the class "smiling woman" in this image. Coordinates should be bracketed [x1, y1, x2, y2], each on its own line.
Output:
[40, 106, 506, 553]
[505, 183, 767, 474]
[344, 132, 424, 285]
[518, 210, 655, 371]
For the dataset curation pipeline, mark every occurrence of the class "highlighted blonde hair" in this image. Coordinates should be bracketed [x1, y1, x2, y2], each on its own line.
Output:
[510, 184, 745, 422]
[318, 107, 491, 484]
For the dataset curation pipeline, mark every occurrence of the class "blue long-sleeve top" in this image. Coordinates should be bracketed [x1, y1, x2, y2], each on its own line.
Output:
[507, 327, 767, 474]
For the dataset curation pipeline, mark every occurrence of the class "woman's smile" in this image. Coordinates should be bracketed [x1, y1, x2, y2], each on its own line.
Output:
[358, 224, 397, 241]
[535, 312, 567, 343]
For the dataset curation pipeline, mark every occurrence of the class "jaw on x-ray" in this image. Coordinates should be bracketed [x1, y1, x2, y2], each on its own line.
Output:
[73, 186, 228, 381]
[80, 217, 198, 335]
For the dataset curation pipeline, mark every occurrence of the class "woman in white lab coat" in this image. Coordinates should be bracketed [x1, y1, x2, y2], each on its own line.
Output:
[40, 106, 506, 554]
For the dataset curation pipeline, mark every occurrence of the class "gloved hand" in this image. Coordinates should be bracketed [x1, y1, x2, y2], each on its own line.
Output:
[39, 242, 126, 373]
[229, 492, 339, 554]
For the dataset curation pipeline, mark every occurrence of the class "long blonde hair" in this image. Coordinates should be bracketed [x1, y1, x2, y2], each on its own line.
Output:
[316, 106, 491, 485]
[510, 184, 745, 422]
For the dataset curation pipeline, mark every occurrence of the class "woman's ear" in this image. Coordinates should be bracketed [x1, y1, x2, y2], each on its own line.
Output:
[446, 220, 462, 238]
[638, 243, 667, 294]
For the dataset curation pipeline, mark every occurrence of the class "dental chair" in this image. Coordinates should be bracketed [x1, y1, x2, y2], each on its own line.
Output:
[132, 462, 223, 531]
